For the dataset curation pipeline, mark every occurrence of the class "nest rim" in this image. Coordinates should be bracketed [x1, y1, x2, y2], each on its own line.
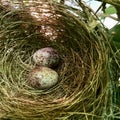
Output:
[0, 1, 111, 120]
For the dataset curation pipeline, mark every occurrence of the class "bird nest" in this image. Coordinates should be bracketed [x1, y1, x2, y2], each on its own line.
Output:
[0, 1, 112, 120]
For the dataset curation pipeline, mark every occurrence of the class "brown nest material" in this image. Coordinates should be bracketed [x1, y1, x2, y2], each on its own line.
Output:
[0, 1, 112, 120]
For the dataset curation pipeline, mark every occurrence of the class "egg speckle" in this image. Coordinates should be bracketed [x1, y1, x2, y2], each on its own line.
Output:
[33, 47, 59, 67]
[28, 67, 58, 89]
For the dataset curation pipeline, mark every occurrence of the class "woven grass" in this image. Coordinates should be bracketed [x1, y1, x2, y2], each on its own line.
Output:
[0, 1, 115, 119]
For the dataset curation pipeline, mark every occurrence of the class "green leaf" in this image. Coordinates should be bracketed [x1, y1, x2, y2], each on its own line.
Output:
[109, 24, 120, 49]
[105, 5, 116, 15]
[110, 24, 120, 42]
[113, 41, 120, 49]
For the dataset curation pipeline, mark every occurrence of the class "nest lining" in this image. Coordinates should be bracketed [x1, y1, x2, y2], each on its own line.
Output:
[0, 1, 112, 120]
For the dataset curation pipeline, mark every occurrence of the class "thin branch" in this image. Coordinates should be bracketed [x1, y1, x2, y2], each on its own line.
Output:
[98, 13, 120, 21]
[96, 0, 120, 7]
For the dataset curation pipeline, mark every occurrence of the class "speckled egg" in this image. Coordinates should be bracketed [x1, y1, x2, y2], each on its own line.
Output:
[33, 47, 59, 68]
[28, 67, 58, 89]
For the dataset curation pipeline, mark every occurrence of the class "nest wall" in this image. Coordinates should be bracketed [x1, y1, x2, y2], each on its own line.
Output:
[0, 1, 111, 120]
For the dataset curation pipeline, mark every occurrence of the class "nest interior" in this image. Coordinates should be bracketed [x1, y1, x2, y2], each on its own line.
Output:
[0, 1, 111, 120]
